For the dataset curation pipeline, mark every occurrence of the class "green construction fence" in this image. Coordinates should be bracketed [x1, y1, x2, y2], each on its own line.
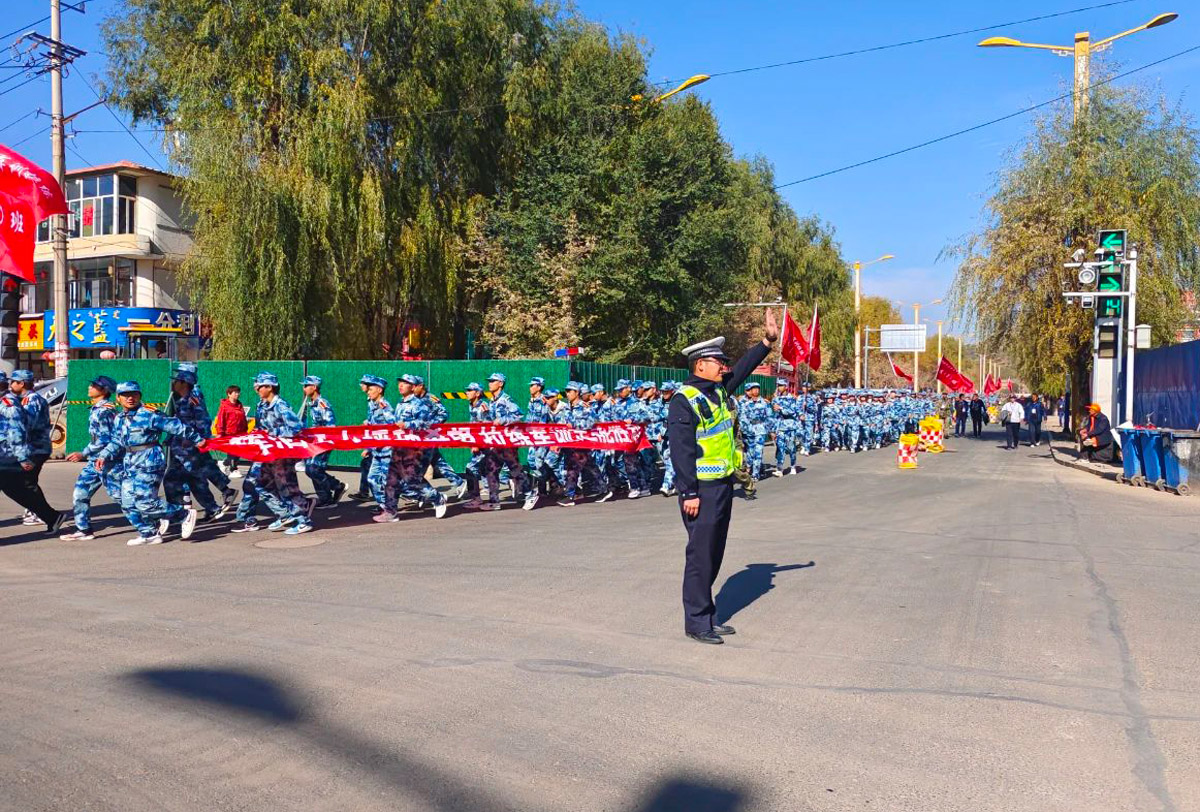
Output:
[65, 358, 777, 468]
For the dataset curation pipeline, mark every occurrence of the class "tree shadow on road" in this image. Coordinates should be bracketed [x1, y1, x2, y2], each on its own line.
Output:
[124, 666, 748, 812]
[715, 562, 814, 624]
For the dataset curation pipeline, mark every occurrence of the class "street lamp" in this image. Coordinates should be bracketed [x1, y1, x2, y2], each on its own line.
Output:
[978, 12, 1178, 122]
[852, 253, 895, 389]
[912, 298, 943, 392]
[924, 318, 945, 392]
[633, 74, 712, 104]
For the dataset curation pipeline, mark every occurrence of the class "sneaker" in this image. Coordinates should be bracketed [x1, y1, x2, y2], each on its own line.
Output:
[461, 497, 482, 509]
[328, 481, 347, 505]
[454, 481, 469, 501]
[305, 495, 319, 518]
[346, 491, 371, 502]
[222, 487, 238, 507]
[433, 498, 448, 519]
[627, 489, 643, 499]
[284, 522, 313, 535]
[59, 530, 94, 541]
[789, 466, 798, 476]
[228, 468, 244, 480]
[771, 469, 783, 478]
[267, 517, 296, 531]
[127, 534, 164, 546]
[556, 497, 576, 507]
[21, 512, 39, 526]
[480, 502, 502, 511]
[231, 521, 261, 533]
[371, 511, 398, 523]
[158, 518, 170, 536]
[523, 492, 539, 511]
[46, 512, 67, 535]
[597, 490, 615, 503]
[180, 508, 199, 541]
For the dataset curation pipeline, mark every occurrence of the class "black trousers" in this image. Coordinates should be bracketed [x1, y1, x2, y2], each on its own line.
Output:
[0, 457, 57, 525]
[1028, 421, 1042, 445]
[971, 416, 983, 437]
[1005, 423, 1021, 449]
[680, 477, 733, 633]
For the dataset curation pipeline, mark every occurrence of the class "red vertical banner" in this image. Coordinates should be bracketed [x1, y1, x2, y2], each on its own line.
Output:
[0, 187, 37, 282]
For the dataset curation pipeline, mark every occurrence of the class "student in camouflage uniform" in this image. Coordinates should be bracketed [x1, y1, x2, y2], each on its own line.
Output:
[298, 374, 345, 508]
[96, 381, 200, 546]
[770, 378, 801, 475]
[376, 374, 448, 521]
[60, 375, 122, 540]
[251, 372, 314, 535]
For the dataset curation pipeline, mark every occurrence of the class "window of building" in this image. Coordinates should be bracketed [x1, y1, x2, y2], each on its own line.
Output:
[37, 173, 137, 242]
[22, 258, 134, 312]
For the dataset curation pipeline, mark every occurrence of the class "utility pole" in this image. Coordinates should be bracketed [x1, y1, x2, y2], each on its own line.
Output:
[49, 0, 68, 377]
[1125, 245, 1138, 423]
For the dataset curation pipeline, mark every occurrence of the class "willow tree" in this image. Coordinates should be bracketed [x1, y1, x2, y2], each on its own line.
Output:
[948, 79, 1200, 398]
[103, 0, 564, 358]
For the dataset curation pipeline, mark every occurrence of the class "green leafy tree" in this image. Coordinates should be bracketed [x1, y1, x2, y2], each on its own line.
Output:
[948, 78, 1200, 403]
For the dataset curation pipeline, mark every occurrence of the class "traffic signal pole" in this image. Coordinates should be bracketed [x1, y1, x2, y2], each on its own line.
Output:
[1125, 247, 1138, 423]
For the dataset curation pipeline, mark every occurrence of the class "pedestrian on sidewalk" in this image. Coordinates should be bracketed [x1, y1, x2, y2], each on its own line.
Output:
[1025, 395, 1046, 447]
[1000, 395, 1024, 450]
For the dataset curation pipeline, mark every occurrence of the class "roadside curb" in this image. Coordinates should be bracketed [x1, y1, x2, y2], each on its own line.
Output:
[1047, 440, 1118, 482]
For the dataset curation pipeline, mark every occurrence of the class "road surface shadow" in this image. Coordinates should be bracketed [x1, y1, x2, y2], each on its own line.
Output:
[716, 562, 815, 624]
[124, 666, 747, 811]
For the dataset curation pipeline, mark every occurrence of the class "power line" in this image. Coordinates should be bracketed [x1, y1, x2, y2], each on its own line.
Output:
[0, 109, 39, 134]
[669, 0, 1142, 83]
[77, 73, 167, 171]
[0, 71, 47, 100]
[0, 15, 51, 44]
[774, 42, 1200, 189]
[12, 124, 50, 148]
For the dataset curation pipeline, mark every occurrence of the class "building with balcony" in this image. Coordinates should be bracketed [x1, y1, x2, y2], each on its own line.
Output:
[17, 160, 201, 377]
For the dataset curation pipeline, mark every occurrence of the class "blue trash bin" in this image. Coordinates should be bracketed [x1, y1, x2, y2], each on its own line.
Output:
[1141, 430, 1168, 491]
[1163, 431, 1197, 496]
[1116, 427, 1144, 485]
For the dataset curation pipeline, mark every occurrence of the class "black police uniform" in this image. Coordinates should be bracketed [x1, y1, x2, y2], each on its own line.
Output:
[667, 339, 771, 637]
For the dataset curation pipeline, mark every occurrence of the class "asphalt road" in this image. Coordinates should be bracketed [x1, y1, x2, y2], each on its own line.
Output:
[3, 426, 1198, 812]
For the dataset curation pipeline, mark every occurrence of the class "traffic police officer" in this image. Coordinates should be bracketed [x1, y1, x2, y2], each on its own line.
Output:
[668, 310, 777, 644]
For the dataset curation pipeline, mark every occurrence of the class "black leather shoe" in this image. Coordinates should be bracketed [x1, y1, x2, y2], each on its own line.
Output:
[711, 624, 736, 636]
[686, 630, 724, 645]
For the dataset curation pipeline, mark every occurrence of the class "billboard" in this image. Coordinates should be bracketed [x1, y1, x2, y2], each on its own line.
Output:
[879, 324, 927, 352]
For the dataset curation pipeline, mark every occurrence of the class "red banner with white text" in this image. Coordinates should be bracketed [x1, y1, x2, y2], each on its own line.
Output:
[202, 422, 649, 462]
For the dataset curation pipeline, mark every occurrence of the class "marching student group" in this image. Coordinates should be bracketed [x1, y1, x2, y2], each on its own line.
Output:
[0, 362, 958, 546]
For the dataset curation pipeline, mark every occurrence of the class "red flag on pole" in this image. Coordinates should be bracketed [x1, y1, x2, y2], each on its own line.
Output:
[807, 302, 822, 372]
[780, 308, 810, 369]
[958, 373, 976, 394]
[936, 356, 970, 392]
[0, 144, 68, 221]
[984, 375, 999, 395]
[887, 353, 913, 383]
[0, 187, 37, 282]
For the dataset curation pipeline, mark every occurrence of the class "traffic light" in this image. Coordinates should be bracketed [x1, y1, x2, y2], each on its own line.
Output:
[0, 273, 20, 361]
[1096, 319, 1120, 359]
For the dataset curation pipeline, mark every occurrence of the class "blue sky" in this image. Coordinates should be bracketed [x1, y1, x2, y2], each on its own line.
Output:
[3, 0, 1197, 334]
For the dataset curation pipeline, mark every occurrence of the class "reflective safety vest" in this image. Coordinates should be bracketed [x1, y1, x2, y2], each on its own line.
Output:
[679, 384, 741, 479]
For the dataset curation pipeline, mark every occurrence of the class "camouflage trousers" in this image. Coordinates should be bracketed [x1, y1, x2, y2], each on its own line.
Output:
[164, 451, 220, 515]
[481, 448, 526, 504]
[71, 462, 121, 533]
[385, 448, 440, 510]
[119, 448, 186, 538]
[562, 449, 606, 498]
[304, 451, 339, 503]
[257, 460, 309, 520]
